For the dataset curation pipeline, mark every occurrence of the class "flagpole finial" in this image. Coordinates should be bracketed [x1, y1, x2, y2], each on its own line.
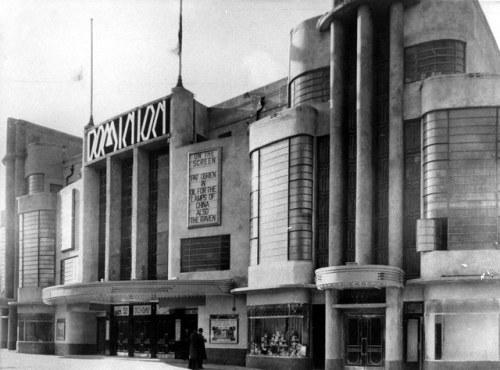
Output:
[176, 0, 183, 87]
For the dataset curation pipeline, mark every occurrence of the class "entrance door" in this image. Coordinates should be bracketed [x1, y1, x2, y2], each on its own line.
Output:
[345, 315, 384, 369]
[404, 316, 423, 370]
[96, 317, 107, 355]
[133, 319, 152, 357]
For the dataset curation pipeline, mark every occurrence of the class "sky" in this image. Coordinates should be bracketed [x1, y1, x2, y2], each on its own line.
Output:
[0, 0, 499, 210]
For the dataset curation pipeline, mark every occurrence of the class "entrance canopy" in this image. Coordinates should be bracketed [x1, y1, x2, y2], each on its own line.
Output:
[42, 279, 232, 305]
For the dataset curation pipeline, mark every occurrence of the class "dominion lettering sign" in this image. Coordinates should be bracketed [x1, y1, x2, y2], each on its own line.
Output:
[86, 98, 170, 161]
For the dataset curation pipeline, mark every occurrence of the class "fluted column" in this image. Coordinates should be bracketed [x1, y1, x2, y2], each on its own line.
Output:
[4, 120, 16, 350]
[326, 18, 345, 370]
[8, 123, 26, 350]
[355, 5, 374, 265]
[386, 3, 404, 370]
[388, 1, 404, 270]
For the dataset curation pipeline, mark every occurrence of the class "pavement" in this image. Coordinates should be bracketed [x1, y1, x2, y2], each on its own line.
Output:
[0, 349, 260, 370]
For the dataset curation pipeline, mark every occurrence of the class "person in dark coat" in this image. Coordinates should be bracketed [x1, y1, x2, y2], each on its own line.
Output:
[188, 328, 207, 369]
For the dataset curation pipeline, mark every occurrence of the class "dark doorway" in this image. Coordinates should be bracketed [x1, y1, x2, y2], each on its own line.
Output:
[312, 305, 326, 369]
[404, 302, 423, 370]
[96, 317, 107, 355]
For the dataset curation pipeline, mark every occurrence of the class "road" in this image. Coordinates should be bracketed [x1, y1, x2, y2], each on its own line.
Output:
[0, 350, 256, 370]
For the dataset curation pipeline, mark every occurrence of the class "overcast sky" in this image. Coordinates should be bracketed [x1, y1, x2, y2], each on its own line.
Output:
[0, 0, 499, 210]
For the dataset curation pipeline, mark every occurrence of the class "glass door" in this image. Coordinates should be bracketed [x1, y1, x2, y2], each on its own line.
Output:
[346, 315, 384, 369]
[133, 319, 152, 357]
[116, 319, 129, 357]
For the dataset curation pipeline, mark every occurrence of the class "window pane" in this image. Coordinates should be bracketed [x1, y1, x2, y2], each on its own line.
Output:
[181, 235, 230, 272]
[404, 40, 466, 83]
[26, 174, 44, 194]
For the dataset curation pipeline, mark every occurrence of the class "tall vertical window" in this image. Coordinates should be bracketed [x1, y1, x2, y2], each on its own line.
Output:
[61, 257, 77, 285]
[120, 158, 133, 280]
[250, 136, 313, 264]
[288, 136, 313, 260]
[404, 40, 465, 83]
[149, 148, 169, 280]
[250, 151, 260, 266]
[404, 120, 421, 278]
[422, 107, 499, 251]
[60, 188, 79, 252]
[315, 136, 329, 269]
[25, 173, 44, 194]
[19, 210, 56, 287]
[98, 167, 106, 281]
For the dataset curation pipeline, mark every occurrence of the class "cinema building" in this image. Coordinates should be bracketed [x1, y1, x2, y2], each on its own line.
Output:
[2, 0, 500, 369]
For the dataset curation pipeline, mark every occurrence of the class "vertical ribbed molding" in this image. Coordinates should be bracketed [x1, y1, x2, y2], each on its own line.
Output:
[105, 157, 122, 281]
[131, 148, 149, 280]
[386, 3, 404, 370]
[80, 126, 100, 283]
[355, 5, 374, 265]
[325, 15, 345, 370]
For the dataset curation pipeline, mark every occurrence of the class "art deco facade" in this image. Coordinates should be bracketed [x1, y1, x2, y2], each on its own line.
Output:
[2, 0, 500, 369]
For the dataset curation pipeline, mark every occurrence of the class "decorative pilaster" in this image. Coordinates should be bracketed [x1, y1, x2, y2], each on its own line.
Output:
[386, 3, 405, 369]
[326, 18, 345, 370]
[355, 5, 374, 265]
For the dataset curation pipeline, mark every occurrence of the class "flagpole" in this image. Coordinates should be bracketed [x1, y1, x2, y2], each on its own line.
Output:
[87, 18, 95, 127]
[176, 0, 183, 87]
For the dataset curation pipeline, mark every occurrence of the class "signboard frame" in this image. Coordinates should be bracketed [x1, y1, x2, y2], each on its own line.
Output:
[114, 305, 130, 317]
[56, 318, 66, 341]
[187, 147, 222, 229]
[209, 314, 238, 344]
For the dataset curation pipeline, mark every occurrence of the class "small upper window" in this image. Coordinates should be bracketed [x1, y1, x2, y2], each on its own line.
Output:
[181, 235, 230, 272]
[404, 40, 465, 83]
[26, 173, 44, 194]
[50, 184, 63, 193]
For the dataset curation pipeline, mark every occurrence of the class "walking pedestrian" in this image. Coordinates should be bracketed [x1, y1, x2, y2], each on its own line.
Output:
[188, 328, 207, 369]
[197, 328, 207, 369]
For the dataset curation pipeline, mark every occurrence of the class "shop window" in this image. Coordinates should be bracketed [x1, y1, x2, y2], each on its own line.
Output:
[18, 315, 53, 342]
[26, 173, 44, 194]
[181, 235, 230, 272]
[404, 40, 465, 83]
[248, 304, 310, 358]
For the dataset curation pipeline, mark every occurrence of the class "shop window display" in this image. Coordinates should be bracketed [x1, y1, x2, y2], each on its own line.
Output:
[18, 319, 53, 342]
[248, 304, 309, 358]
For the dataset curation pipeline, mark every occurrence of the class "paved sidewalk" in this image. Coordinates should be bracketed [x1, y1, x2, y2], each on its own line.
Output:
[0, 350, 260, 370]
